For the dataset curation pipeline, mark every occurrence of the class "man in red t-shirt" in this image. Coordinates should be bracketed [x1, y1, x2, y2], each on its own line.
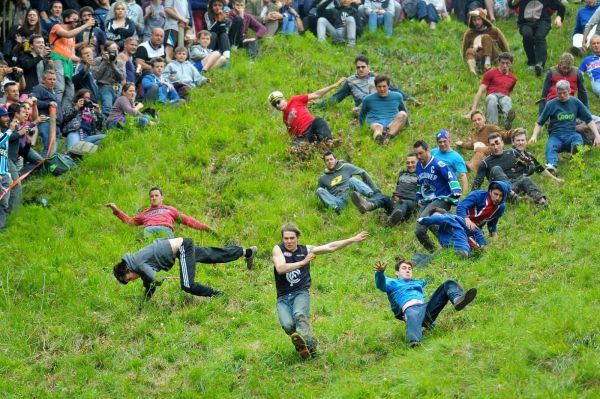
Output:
[268, 77, 346, 146]
[106, 187, 210, 238]
[465, 52, 517, 130]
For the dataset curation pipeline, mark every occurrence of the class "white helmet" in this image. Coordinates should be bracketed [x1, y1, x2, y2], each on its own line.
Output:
[268, 91, 284, 105]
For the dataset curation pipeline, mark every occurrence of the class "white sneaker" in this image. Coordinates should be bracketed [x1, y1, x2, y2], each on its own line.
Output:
[429, 22, 436, 30]
[545, 163, 557, 173]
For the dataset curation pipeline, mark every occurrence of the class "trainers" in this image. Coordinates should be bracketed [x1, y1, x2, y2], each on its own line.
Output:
[534, 63, 543, 77]
[429, 21, 436, 30]
[409, 340, 421, 348]
[290, 332, 311, 359]
[245, 246, 257, 270]
[545, 164, 557, 174]
[453, 288, 477, 311]
[351, 191, 375, 214]
[504, 109, 516, 130]
[211, 290, 224, 297]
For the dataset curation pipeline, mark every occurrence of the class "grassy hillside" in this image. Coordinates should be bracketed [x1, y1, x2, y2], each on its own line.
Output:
[1, 9, 600, 398]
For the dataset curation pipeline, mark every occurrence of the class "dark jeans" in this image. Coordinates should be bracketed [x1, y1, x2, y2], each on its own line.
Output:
[489, 166, 544, 202]
[293, 117, 332, 145]
[416, 0, 440, 23]
[210, 31, 231, 54]
[400, 280, 464, 343]
[178, 238, 244, 296]
[415, 199, 452, 252]
[519, 19, 551, 67]
[389, 198, 417, 221]
[229, 17, 259, 59]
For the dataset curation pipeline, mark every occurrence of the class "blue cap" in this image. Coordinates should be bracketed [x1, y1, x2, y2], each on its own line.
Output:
[0, 107, 8, 116]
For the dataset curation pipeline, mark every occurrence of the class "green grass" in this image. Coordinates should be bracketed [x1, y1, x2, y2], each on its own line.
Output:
[2, 9, 600, 397]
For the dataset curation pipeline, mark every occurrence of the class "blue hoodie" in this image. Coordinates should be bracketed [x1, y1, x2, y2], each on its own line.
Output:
[417, 213, 487, 254]
[456, 180, 510, 235]
[375, 272, 426, 316]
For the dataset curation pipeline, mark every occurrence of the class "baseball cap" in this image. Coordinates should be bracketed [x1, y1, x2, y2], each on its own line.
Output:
[268, 91, 284, 106]
[0, 107, 8, 116]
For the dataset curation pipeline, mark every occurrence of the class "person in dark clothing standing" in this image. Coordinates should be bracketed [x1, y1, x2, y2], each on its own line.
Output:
[113, 237, 257, 300]
[271, 223, 368, 359]
[510, 0, 565, 76]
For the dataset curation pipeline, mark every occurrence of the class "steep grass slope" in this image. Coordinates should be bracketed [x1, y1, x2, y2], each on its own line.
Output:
[1, 11, 599, 398]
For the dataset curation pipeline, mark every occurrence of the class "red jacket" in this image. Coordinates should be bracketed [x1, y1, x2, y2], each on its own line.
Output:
[112, 204, 209, 232]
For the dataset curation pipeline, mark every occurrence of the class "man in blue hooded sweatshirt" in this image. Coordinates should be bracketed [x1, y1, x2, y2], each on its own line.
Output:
[374, 257, 477, 347]
[417, 208, 487, 258]
[456, 180, 510, 239]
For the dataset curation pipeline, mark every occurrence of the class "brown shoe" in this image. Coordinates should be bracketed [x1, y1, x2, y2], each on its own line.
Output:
[291, 332, 311, 359]
[453, 288, 477, 311]
[351, 191, 375, 213]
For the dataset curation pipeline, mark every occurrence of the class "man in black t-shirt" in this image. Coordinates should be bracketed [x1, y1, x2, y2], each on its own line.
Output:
[271, 224, 368, 359]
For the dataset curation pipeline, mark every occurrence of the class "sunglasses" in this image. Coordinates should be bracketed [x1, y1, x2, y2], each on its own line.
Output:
[271, 99, 282, 107]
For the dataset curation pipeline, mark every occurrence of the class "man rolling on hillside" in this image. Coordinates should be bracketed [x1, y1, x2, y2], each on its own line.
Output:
[106, 187, 211, 238]
[113, 237, 257, 300]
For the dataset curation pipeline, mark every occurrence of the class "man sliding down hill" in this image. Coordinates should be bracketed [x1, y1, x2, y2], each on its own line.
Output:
[106, 187, 210, 239]
[113, 237, 257, 300]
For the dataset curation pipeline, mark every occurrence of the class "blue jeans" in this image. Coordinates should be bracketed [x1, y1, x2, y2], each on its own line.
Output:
[66, 131, 106, 150]
[37, 121, 60, 156]
[402, 280, 464, 343]
[545, 132, 583, 168]
[415, 198, 452, 252]
[276, 289, 314, 348]
[368, 11, 393, 36]
[316, 177, 374, 211]
[143, 225, 175, 240]
[281, 16, 297, 34]
[0, 173, 12, 230]
[592, 79, 600, 98]
[99, 85, 119, 118]
[416, 0, 440, 22]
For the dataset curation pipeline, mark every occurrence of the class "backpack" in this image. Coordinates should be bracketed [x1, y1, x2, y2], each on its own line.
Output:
[68, 141, 98, 157]
[44, 153, 78, 176]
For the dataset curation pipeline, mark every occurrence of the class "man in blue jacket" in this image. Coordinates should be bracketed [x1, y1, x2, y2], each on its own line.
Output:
[374, 257, 477, 347]
[456, 180, 510, 239]
[417, 208, 486, 258]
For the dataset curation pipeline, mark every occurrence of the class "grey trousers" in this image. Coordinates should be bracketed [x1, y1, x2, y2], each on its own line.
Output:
[485, 93, 512, 125]
[316, 17, 356, 46]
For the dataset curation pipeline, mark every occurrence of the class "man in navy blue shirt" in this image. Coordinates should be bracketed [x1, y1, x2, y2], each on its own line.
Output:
[530, 79, 600, 173]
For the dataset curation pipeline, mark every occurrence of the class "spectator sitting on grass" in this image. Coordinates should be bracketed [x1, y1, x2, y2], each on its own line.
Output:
[164, 47, 207, 98]
[141, 57, 182, 105]
[228, 0, 267, 59]
[316, 0, 360, 47]
[374, 257, 477, 347]
[268, 77, 345, 147]
[113, 237, 257, 300]
[62, 89, 106, 151]
[106, 83, 153, 128]
[205, 0, 233, 60]
[190, 30, 228, 73]
[363, 0, 395, 37]
[106, 186, 211, 239]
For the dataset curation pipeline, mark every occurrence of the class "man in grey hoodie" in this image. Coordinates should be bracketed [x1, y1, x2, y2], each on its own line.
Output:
[316, 151, 390, 214]
[113, 237, 257, 300]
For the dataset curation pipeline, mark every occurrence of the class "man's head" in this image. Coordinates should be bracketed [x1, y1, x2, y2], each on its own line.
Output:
[488, 182, 504, 205]
[80, 45, 95, 65]
[30, 34, 45, 54]
[436, 129, 452, 153]
[470, 110, 486, 129]
[375, 75, 390, 97]
[394, 257, 414, 279]
[113, 260, 139, 284]
[174, 46, 188, 62]
[198, 30, 212, 48]
[488, 132, 504, 155]
[323, 151, 338, 171]
[4, 82, 19, 103]
[42, 70, 57, 89]
[62, 9, 80, 29]
[413, 140, 431, 165]
[281, 223, 301, 251]
[104, 41, 119, 58]
[591, 34, 600, 55]
[150, 28, 164, 46]
[511, 128, 528, 151]
[268, 90, 287, 111]
[498, 52, 513, 74]
[80, 6, 95, 22]
[556, 80, 571, 102]
[558, 53, 574, 74]
[11, 103, 28, 122]
[587, 0, 598, 6]
[149, 187, 164, 207]
[50, 1, 63, 18]
[0, 108, 9, 128]
[150, 57, 166, 76]
[406, 152, 417, 173]
[233, 0, 246, 13]
[123, 37, 138, 55]
[355, 55, 370, 78]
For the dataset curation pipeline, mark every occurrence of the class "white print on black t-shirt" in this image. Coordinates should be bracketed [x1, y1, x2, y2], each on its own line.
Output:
[286, 270, 301, 286]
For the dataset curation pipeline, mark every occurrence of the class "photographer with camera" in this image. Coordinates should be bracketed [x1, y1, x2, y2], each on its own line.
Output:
[7, 102, 44, 178]
[63, 89, 106, 151]
[0, 62, 26, 97]
[49, 8, 97, 113]
[16, 35, 51, 95]
[75, 6, 107, 57]
[91, 41, 126, 117]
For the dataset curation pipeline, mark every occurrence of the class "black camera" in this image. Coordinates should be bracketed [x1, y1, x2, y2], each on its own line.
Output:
[108, 51, 117, 62]
[27, 127, 35, 136]
[83, 100, 94, 109]
[11, 67, 23, 81]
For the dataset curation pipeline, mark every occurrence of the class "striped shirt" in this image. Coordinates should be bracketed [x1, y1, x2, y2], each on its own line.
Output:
[0, 129, 12, 176]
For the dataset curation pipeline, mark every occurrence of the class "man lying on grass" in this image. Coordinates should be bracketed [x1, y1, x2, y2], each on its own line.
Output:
[271, 224, 369, 359]
[113, 237, 257, 300]
[374, 257, 477, 347]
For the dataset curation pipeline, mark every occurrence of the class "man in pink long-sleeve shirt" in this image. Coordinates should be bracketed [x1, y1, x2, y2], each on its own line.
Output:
[106, 187, 210, 238]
